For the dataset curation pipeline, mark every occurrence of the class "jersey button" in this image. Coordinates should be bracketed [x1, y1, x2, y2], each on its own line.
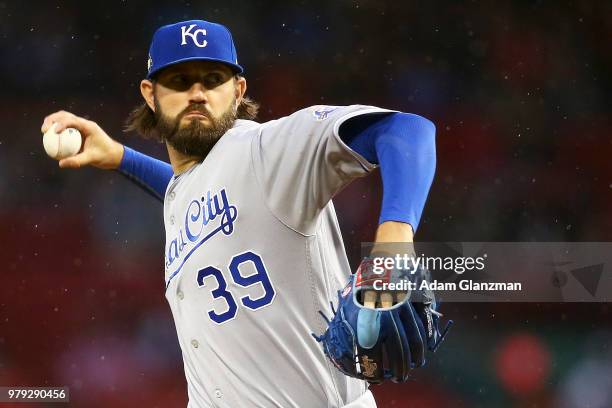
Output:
[177, 291, 184, 300]
[168, 191, 176, 201]
[169, 215, 175, 225]
[191, 339, 199, 348]
[214, 389, 222, 399]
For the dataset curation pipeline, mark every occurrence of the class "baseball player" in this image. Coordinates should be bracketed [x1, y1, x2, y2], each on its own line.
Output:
[41, 20, 449, 407]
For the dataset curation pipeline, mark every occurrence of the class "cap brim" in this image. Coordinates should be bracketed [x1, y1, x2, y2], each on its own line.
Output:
[147, 56, 244, 79]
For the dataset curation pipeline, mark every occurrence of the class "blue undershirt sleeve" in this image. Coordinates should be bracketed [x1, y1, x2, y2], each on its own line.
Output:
[340, 112, 436, 232]
[117, 146, 174, 202]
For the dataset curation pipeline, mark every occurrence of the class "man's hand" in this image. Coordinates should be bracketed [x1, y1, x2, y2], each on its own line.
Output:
[41, 110, 124, 169]
[364, 221, 415, 308]
[313, 271, 452, 383]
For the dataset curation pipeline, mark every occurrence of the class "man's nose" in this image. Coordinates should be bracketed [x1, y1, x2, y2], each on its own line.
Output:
[188, 82, 208, 103]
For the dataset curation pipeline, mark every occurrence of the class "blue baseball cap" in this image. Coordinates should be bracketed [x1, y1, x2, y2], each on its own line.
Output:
[146, 19, 243, 79]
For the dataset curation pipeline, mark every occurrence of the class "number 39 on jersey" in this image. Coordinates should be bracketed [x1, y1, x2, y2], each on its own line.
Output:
[196, 251, 276, 324]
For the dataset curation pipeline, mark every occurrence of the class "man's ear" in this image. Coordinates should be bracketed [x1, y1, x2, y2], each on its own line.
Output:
[140, 79, 155, 111]
[235, 76, 247, 104]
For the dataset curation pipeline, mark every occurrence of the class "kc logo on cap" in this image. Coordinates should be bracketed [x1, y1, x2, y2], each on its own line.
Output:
[146, 19, 244, 79]
[181, 24, 208, 48]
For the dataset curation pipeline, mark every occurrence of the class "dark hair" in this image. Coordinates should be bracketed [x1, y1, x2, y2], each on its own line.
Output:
[124, 76, 259, 140]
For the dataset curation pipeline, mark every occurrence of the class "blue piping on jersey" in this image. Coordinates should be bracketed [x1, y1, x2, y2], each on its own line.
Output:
[164, 220, 233, 290]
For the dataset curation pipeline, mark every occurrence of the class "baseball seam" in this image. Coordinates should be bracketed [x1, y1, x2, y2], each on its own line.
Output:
[56, 130, 62, 159]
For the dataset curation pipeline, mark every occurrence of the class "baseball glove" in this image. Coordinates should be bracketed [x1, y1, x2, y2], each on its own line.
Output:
[313, 259, 453, 383]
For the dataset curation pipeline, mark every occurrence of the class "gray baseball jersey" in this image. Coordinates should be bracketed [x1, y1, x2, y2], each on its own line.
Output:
[163, 105, 393, 407]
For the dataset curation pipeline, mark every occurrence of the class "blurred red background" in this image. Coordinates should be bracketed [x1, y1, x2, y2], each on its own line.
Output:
[1, 1, 611, 407]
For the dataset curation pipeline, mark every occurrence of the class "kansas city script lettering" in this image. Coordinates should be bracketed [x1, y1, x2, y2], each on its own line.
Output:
[166, 188, 237, 268]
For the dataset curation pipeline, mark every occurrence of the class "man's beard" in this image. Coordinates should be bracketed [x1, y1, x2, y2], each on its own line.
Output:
[154, 98, 237, 159]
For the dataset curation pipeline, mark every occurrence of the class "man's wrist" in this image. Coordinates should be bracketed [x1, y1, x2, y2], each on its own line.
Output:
[374, 221, 414, 243]
[112, 143, 126, 170]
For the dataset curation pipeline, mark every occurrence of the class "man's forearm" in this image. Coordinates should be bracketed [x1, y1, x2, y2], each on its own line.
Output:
[343, 112, 437, 235]
[117, 146, 174, 202]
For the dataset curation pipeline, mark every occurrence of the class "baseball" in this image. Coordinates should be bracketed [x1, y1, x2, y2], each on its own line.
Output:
[43, 123, 82, 160]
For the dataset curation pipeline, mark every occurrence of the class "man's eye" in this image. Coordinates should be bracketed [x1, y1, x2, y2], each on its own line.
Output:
[171, 75, 187, 83]
[205, 73, 223, 86]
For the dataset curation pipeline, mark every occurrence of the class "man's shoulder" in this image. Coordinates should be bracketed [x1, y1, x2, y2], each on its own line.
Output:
[251, 106, 344, 134]
[219, 119, 261, 144]
[278, 105, 396, 126]
[236, 105, 395, 137]
[231, 119, 261, 132]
